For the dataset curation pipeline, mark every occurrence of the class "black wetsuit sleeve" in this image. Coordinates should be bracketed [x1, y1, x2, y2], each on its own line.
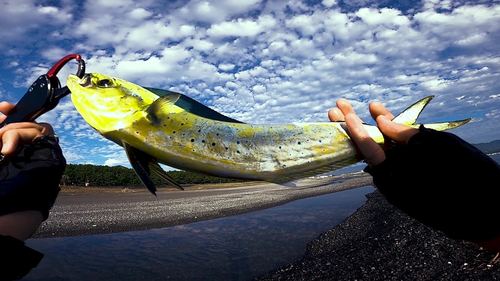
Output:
[364, 126, 500, 243]
[0, 135, 66, 221]
[0, 235, 44, 280]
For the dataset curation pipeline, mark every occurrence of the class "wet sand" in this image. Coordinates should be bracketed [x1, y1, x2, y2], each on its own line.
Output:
[35, 173, 372, 238]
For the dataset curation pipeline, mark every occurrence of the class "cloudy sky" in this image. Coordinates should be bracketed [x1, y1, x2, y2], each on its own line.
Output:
[1, 0, 499, 168]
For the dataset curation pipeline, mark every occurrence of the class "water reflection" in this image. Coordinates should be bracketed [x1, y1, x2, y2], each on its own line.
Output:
[25, 186, 374, 281]
[490, 153, 500, 164]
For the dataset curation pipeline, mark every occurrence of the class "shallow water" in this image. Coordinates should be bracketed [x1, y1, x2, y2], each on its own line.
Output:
[490, 153, 500, 163]
[25, 186, 374, 281]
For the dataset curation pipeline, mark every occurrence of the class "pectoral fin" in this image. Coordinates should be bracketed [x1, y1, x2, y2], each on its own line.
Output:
[123, 142, 182, 196]
[149, 160, 184, 191]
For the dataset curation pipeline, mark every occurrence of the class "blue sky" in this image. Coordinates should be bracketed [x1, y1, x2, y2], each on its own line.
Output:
[1, 0, 499, 168]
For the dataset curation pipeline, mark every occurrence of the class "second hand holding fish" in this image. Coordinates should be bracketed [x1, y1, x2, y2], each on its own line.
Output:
[328, 99, 418, 167]
[330, 98, 500, 253]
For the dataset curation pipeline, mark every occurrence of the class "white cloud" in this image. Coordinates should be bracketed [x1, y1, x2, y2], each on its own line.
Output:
[252, 84, 266, 94]
[103, 151, 129, 167]
[207, 15, 277, 38]
[1, 0, 499, 168]
[218, 63, 235, 71]
[356, 7, 410, 27]
[184, 38, 214, 52]
[286, 14, 322, 36]
[322, 0, 337, 8]
[179, 1, 224, 23]
[177, 0, 263, 23]
[128, 7, 153, 20]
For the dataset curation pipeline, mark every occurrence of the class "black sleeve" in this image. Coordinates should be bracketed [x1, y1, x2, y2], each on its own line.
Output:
[364, 126, 500, 243]
[0, 235, 44, 280]
[0, 135, 66, 221]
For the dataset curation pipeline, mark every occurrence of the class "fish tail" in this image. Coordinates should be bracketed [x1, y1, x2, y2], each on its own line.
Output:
[392, 95, 471, 131]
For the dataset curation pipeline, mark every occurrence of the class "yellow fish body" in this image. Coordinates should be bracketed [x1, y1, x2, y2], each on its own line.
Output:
[67, 73, 470, 195]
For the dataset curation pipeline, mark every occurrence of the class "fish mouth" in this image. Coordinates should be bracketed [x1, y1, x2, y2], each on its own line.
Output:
[78, 74, 92, 88]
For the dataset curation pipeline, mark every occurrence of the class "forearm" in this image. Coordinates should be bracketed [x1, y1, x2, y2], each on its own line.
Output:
[365, 126, 500, 243]
[0, 135, 66, 221]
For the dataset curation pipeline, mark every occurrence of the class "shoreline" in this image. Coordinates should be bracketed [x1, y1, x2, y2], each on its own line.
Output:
[58, 180, 267, 194]
[36, 173, 372, 238]
[256, 189, 500, 280]
[36, 174, 499, 279]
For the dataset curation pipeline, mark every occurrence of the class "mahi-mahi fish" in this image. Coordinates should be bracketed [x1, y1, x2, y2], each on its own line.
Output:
[67, 73, 470, 195]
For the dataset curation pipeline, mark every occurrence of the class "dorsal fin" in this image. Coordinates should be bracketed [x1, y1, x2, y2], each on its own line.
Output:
[145, 87, 244, 123]
[145, 87, 180, 97]
[392, 96, 433, 125]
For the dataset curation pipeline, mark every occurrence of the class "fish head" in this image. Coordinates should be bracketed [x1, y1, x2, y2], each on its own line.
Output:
[67, 73, 159, 134]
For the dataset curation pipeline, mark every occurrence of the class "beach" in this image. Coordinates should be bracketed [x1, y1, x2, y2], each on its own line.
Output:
[35, 173, 372, 238]
[34, 173, 499, 280]
[257, 190, 500, 280]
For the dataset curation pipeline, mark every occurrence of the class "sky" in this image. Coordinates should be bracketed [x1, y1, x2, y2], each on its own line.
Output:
[1, 0, 499, 168]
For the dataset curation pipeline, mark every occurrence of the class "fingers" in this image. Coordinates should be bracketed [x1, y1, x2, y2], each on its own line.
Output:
[0, 102, 15, 115]
[0, 122, 54, 138]
[369, 101, 418, 143]
[0, 102, 15, 123]
[0, 100, 57, 160]
[0, 122, 55, 156]
[35, 122, 55, 135]
[375, 115, 418, 143]
[1, 128, 43, 155]
[329, 99, 420, 166]
[328, 108, 345, 122]
[336, 98, 356, 116]
[344, 113, 387, 166]
[335, 99, 386, 166]
[1, 129, 22, 155]
[369, 101, 394, 121]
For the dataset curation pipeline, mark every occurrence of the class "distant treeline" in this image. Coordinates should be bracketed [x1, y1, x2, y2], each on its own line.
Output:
[61, 139, 499, 187]
[61, 164, 247, 187]
[473, 139, 500, 155]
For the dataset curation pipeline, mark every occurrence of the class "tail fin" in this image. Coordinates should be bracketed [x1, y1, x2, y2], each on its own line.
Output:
[392, 96, 471, 131]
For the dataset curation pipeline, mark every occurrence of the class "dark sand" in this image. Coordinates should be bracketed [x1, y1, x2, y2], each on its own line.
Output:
[256, 190, 500, 280]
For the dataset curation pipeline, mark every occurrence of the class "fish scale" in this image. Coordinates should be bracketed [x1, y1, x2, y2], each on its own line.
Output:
[123, 110, 355, 181]
[67, 73, 471, 195]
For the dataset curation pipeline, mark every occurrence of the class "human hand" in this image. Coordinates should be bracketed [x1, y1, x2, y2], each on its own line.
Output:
[328, 99, 419, 167]
[0, 101, 55, 159]
[329, 99, 500, 250]
[0, 102, 65, 241]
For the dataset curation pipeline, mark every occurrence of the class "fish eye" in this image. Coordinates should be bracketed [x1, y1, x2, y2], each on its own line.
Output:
[96, 79, 113, 88]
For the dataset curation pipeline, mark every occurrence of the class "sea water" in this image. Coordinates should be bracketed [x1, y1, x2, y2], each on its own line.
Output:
[25, 186, 375, 281]
[23, 154, 500, 280]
